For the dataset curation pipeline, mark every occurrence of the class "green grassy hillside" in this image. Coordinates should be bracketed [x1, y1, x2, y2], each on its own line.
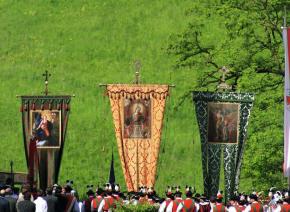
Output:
[0, 0, 256, 195]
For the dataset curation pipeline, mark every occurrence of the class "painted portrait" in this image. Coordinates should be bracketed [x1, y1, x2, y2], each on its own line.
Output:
[207, 102, 239, 144]
[123, 99, 151, 139]
[30, 110, 61, 148]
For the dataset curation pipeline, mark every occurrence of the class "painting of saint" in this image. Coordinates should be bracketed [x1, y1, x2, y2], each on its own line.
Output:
[207, 102, 239, 144]
[30, 110, 61, 148]
[123, 99, 151, 139]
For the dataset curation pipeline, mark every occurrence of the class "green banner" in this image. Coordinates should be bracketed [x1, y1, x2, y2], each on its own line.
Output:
[192, 91, 254, 200]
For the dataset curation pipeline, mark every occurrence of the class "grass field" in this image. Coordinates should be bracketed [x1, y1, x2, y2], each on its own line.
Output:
[0, 0, 253, 195]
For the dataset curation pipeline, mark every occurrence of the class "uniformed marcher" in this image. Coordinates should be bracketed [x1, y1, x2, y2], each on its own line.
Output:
[176, 186, 196, 212]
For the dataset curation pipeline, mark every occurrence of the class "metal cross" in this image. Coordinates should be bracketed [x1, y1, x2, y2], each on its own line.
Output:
[220, 66, 229, 83]
[134, 60, 141, 84]
[42, 70, 51, 95]
[217, 66, 232, 91]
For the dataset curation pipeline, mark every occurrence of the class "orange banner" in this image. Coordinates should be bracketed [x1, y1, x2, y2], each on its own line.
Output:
[107, 84, 169, 191]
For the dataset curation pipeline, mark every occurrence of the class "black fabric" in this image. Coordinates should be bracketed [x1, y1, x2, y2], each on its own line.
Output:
[17, 200, 35, 212]
[109, 152, 115, 185]
[43, 195, 58, 212]
[4, 196, 16, 212]
[55, 194, 67, 212]
[0, 196, 10, 212]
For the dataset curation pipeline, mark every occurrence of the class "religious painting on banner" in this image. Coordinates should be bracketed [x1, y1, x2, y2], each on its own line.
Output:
[30, 110, 61, 148]
[207, 102, 239, 144]
[123, 99, 151, 139]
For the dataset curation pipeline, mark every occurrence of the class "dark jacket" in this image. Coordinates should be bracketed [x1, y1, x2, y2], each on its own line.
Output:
[44, 195, 58, 212]
[17, 200, 35, 212]
[5, 196, 17, 212]
[0, 196, 10, 212]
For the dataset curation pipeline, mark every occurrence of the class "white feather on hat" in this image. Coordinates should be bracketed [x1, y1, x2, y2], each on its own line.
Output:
[115, 184, 120, 192]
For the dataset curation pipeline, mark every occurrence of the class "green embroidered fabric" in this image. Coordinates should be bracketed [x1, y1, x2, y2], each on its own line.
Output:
[192, 91, 254, 200]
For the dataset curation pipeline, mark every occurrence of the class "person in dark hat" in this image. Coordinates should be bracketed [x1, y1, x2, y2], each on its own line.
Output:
[112, 184, 123, 203]
[211, 194, 226, 212]
[146, 187, 156, 205]
[17, 191, 36, 212]
[63, 180, 77, 212]
[244, 194, 263, 212]
[166, 186, 183, 212]
[83, 185, 94, 212]
[54, 185, 67, 212]
[199, 194, 210, 212]
[176, 186, 196, 212]
[97, 184, 116, 212]
[227, 196, 238, 212]
[158, 186, 173, 212]
[236, 198, 246, 212]
[91, 187, 104, 212]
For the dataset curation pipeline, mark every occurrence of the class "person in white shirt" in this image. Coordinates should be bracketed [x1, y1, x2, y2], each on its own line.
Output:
[166, 189, 183, 212]
[159, 187, 174, 212]
[227, 196, 239, 212]
[244, 194, 263, 212]
[34, 189, 48, 212]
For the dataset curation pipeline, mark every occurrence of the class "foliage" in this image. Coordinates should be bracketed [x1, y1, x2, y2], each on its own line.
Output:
[115, 203, 158, 212]
[167, 0, 289, 191]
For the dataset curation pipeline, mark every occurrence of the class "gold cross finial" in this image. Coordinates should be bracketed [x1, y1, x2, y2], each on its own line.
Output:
[134, 60, 141, 84]
[42, 70, 51, 95]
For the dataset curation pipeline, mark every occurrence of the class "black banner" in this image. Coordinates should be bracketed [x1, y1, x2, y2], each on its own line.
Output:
[20, 96, 71, 190]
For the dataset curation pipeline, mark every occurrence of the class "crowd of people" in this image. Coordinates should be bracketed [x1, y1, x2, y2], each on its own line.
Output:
[1, 181, 290, 212]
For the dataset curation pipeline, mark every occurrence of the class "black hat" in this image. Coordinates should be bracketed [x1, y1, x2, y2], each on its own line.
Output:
[249, 194, 258, 201]
[229, 196, 239, 202]
[86, 185, 94, 196]
[64, 180, 73, 193]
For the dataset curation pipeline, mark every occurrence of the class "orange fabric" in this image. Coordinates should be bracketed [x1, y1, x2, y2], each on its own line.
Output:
[281, 204, 290, 212]
[182, 199, 196, 212]
[250, 202, 263, 212]
[172, 198, 183, 212]
[107, 84, 169, 191]
[103, 196, 115, 211]
[92, 196, 103, 210]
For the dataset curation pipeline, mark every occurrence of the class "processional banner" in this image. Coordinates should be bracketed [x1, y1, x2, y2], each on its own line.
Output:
[20, 96, 71, 190]
[193, 92, 254, 200]
[107, 84, 169, 191]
